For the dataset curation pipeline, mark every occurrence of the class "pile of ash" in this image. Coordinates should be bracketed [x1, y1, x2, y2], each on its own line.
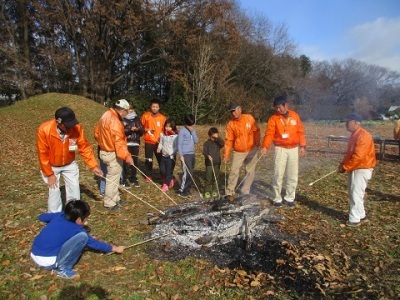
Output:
[146, 195, 296, 270]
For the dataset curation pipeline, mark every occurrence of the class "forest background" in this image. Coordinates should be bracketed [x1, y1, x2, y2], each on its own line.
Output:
[1, 0, 400, 123]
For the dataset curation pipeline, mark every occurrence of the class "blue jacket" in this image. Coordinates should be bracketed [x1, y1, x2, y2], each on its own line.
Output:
[178, 126, 199, 156]
[31, 213, 112, 257]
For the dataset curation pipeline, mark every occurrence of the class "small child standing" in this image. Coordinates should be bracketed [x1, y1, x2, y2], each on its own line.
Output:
[203, 127, 224, 199]
[177, 114, 199, 198]
[157, 119, 178, 191]
[30, 200, 124, 279]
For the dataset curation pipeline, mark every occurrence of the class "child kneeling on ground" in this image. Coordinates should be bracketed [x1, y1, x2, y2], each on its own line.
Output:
[30, 200, 125, 279]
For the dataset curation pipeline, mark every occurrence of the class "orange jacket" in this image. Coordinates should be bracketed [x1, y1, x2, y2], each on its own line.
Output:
[36, 120, 98, 177]
[394, 120, 400, 140]
[223, 114, 260, 158]
[341, 127, 376, 171]
[262, 110, 306, 149]
[94, 108, 131, 161]
[140, 111, 166, 144]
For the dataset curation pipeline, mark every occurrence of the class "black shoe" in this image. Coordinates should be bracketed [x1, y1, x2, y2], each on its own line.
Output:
[104, 205, 122, 211]
[178, 191, 190, 198]
[118, 199, 127, 205]
[132, 180, 140, 188]
[121, 181, 131, 188]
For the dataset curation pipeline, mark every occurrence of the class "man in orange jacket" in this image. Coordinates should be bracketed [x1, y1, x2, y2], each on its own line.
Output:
[261, 96, 306, 207]
[223, 103, 260, 199]
[95, 100, 134, 211]
[140, 99, 166, 182]
[37, 107, 103, 213]
[339, 113, 376, 227]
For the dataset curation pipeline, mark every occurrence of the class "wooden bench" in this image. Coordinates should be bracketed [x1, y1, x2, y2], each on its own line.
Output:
[327, 135, 385, 159]
[381, 139, 400, 159]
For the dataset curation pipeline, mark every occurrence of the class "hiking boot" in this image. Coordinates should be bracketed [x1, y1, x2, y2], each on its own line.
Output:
[52, 268, 77, 279]
[273, 201, 283, 207]
[118, 199, 127, 205]
[360, 216, 369, 223]
[161, 184, 169, 192]
[145, 176, 152, 183]
[204, 192, 211, 199]
[346, 221, 361, 227]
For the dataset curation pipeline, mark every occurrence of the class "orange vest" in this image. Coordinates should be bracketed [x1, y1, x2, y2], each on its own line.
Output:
[140, 111, 166, 144]
[262, 110, 306, 149]
[224, 114, 260, 158]
[36, 120, 98, 176]
[94, 108, 130, 161]
[341, 127, 376, 171]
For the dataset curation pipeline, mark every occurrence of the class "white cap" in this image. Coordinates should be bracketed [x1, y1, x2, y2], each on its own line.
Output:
[115, 99, 130, 110]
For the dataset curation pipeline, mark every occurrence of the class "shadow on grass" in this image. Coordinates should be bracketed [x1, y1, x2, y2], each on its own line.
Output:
[296, 193, 348, 221]
[58, 283, 110, 299]
[366, 188, 400, 203]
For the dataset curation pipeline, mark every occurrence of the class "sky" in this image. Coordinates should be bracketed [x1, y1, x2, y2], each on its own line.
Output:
[238, 0, 400, 72]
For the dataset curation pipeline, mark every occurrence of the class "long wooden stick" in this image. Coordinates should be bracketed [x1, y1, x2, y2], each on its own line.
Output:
[181, 159, 203, 198]
[105, 232, 172, 255]
[131, 164, 177, 205]
[308, 170, 337, 186]
[99, 175, 165, 215]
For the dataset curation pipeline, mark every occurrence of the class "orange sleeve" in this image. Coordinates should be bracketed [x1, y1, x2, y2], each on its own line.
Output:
[223, 122, 234, 159]
[75, 125, 98, 170]
[36, 125, 53, 176]
[262, 117, 276, 149]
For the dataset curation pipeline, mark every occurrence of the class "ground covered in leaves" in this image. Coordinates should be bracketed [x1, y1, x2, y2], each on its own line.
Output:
[0, 94, 399, 299]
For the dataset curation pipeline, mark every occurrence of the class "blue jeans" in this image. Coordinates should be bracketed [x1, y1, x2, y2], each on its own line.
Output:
[99, 158, 108, 195]
[45, 232, 88, 271]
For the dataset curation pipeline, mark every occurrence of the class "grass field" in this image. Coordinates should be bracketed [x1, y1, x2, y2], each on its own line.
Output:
[0, 93, 399, 299]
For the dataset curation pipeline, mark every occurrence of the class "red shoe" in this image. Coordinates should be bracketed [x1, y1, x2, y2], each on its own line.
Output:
[161, 184, 169, 192]
[145, 176, 152, 182]
[169, 178, 175, 188]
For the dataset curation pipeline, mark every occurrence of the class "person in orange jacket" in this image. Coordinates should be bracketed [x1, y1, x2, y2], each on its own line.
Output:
[94, 99, 134, 211]
[394, 119, 400, 140]
[223, 103, 260, 200]
[140, 99, 166, 182]
[36, 107, 103, 213]
[261, 96, 306, 207]
[338, 113, 376, 227]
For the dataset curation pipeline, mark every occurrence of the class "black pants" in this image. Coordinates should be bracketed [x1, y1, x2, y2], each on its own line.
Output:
[179, 154, 195, 193]
[144, 143, 162, 177]
[121, 145, 139, 183]
[205, 164, 220, 194]
[160, 155, 176, 185]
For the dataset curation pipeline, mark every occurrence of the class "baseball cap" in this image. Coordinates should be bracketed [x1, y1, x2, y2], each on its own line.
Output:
[55, 107, 79, 128]
[344, 112, 362, 122]
[115, 99, 130, 110]
[229, 103, 241, 111]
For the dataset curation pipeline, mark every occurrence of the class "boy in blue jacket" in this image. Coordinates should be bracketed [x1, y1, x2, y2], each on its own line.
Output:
[177, 114, 199, 197]
[31, 200, 125, 279]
